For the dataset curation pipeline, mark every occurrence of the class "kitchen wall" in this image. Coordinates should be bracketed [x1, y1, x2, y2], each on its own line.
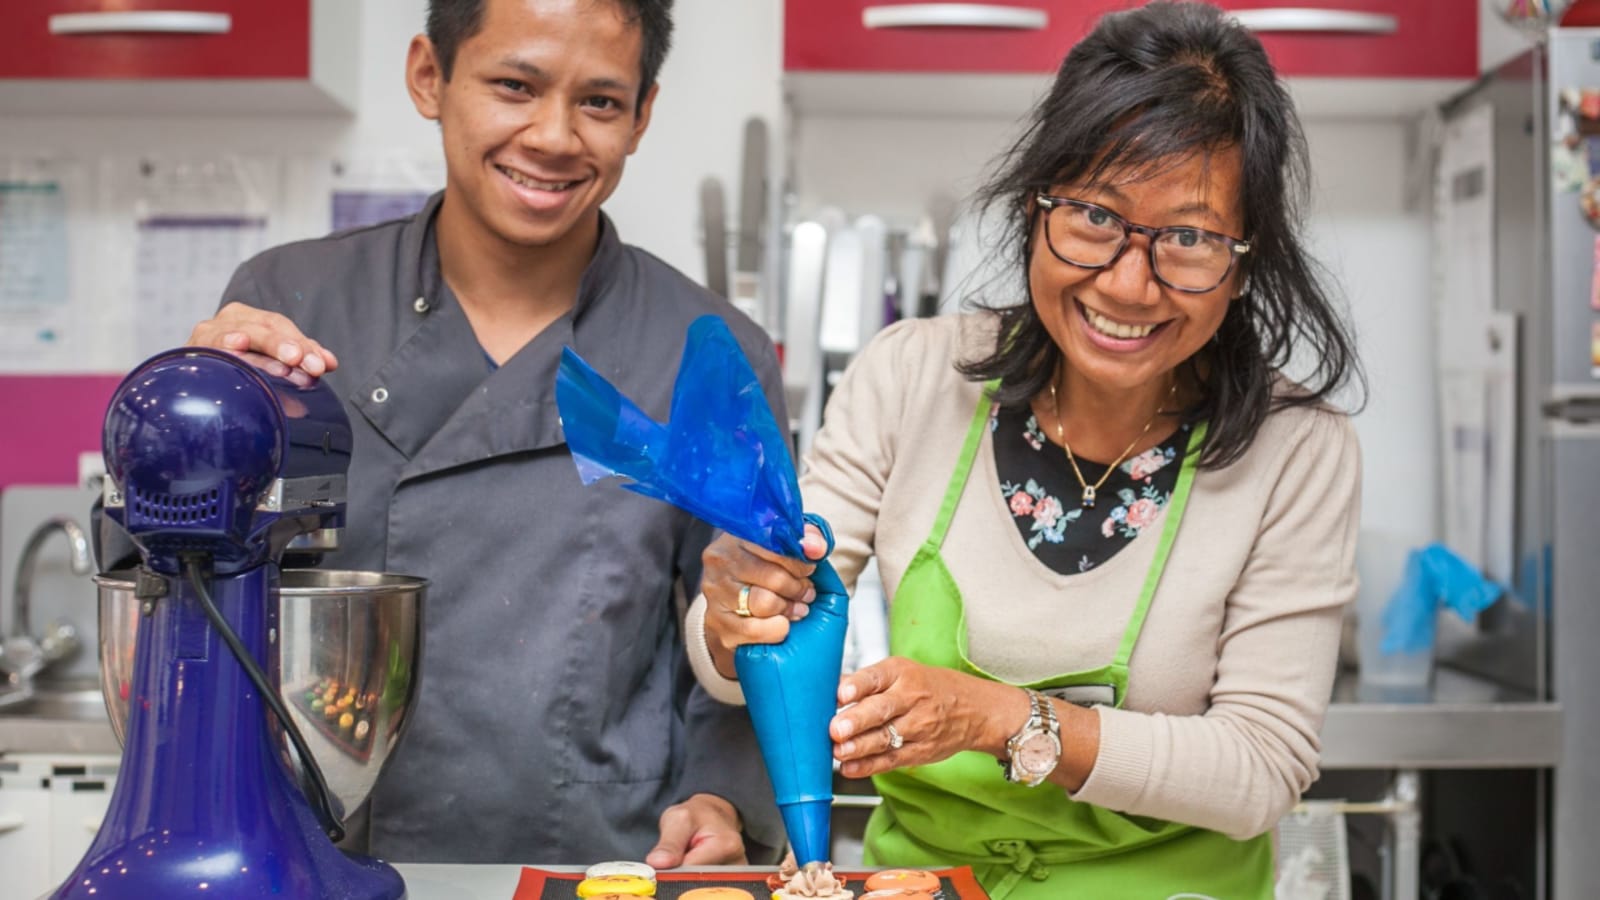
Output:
[0, 0, 783, 292]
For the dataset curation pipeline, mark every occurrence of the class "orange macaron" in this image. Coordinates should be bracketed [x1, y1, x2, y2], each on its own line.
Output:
[678, 889, 757, 900]
[863, 869, 942, 893]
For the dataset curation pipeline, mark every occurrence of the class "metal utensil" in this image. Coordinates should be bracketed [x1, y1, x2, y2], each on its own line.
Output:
[700, 176, 730, 298]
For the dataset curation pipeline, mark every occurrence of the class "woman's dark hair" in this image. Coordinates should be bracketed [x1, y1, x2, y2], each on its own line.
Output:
[957, 1, 1364, 469]
[426, 0, 674, 109]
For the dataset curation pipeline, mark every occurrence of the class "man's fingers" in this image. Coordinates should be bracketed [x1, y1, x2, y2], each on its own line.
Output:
[681, 830, 746, 866]
[190, 304, 338, 375]
[646, 807, 692, 869]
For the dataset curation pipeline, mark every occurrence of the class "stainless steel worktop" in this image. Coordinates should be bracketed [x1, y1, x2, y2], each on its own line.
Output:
[1320, 665, 1561, 769]
[0, 666, 1562, 769]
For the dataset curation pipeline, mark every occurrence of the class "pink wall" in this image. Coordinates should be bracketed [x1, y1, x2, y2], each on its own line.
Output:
[0, 374, 125, 492]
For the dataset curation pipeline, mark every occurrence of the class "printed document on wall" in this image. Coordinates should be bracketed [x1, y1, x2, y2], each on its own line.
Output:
[0, 158, 92, 371]
[134, 215, 267, 361]
[127, 157, 275, 361]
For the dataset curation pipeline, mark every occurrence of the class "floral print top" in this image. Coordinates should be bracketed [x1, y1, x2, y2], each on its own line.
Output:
[992, 402, 1191, 575]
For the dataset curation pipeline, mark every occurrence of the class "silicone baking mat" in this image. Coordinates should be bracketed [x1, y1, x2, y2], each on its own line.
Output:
[512, 866, 990, 899]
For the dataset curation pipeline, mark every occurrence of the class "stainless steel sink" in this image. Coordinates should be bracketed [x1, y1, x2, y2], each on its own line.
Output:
[0, 681, 110, 723]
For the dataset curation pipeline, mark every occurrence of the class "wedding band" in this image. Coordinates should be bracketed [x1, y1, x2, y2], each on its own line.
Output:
[885, 722, 904, 750]
[735, 584, 753, 617]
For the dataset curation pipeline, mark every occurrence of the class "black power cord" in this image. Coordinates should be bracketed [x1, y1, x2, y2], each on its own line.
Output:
[182, 555, 346, 843]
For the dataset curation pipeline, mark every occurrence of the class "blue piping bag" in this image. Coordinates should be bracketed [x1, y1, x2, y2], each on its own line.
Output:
[555, 315, 847, 867]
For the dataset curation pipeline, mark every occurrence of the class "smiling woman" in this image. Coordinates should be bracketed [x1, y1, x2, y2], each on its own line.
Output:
[686, 3, 1365, 899]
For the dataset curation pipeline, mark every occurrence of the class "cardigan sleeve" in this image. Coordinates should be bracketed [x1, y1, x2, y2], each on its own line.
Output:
[1072, 406, 1362, 839]
[685, 319, 923, 703]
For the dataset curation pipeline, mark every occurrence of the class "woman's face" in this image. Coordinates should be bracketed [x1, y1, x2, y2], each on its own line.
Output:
[1029, 146, 1246, 396]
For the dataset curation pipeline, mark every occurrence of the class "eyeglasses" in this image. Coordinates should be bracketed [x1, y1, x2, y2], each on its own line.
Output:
[1034, 194, 1251, 294]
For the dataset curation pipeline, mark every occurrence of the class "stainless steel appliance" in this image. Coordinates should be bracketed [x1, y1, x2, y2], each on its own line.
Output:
[1436, 29, 1600, 898]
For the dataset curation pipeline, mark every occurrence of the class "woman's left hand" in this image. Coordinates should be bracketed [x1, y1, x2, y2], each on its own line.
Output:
[830, 656, 1027, 778]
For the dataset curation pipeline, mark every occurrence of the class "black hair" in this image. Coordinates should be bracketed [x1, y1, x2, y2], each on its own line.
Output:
[425, 0, 674, 109]
[957, 1, 1364, 469]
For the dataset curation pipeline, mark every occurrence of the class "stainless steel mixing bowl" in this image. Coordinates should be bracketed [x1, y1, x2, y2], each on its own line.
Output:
[95, 569, 425, 825]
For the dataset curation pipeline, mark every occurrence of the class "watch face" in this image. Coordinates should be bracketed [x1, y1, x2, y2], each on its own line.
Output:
[1016, 732, 1059, 776]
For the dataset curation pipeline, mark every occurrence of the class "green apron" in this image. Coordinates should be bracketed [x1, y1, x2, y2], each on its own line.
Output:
[863, 387, 1274, 899]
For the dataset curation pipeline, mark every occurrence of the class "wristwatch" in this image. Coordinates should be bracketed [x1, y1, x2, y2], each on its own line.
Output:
[1001, 688, 1062, 787]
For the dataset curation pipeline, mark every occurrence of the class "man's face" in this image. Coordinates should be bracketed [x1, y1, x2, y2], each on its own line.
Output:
[407, 0, 656, 249]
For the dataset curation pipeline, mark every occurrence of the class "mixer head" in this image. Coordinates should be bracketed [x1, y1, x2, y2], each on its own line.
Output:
[99, 348, 352, 575]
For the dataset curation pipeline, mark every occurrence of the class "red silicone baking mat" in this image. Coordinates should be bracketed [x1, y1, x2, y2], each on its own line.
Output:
[512, 865, 991, 899]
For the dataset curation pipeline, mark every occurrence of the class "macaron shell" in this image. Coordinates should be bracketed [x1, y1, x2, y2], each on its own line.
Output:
[863, 869, 942, 892]
[678, 889, 757, 899]
[575, 873, 657, 897]
[861, 891, 938, 900]
[585, 861, 658, 882]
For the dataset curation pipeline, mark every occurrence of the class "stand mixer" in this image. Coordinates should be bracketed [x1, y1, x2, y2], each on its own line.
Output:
[52, 347, 413, 899]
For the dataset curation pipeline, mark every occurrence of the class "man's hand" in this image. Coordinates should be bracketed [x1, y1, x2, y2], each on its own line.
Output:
[646, 793, 746, 868]
[188, 302, 339, 386]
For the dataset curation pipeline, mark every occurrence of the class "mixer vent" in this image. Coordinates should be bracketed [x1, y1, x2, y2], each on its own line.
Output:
[129, 486, 224, 526]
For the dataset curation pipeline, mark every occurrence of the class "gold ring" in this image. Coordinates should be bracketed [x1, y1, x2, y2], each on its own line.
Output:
[735, 584, 753, 617]
[885, 722, 904, 750]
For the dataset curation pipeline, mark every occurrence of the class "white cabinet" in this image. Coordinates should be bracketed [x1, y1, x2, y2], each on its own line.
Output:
[0, 753, 117, 899]
[0, 771, 52, 899]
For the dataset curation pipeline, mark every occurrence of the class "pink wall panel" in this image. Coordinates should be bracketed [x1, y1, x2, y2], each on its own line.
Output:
[0, 374, 124, 492]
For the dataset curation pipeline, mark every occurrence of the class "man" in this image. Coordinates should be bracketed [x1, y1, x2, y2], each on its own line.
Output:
[185, 0, 784, 866]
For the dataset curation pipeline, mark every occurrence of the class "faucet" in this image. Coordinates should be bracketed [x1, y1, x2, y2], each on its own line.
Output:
[2, 516, 92, 690]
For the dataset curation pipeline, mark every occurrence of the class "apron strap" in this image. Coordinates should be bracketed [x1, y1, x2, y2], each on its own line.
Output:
[926, 380, 998, 549]
[1112, 421, 1208, 669]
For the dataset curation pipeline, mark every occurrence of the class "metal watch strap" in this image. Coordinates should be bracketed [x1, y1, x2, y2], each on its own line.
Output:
[1035, 688, 1058, 733]
[1000, 688, 1055, 781]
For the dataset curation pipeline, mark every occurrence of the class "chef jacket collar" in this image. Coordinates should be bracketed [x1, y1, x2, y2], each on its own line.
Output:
[355, 191, 626, 469]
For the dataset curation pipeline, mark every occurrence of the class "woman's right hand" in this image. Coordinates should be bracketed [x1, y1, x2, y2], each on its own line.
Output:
[700, 525, 829, 679]
[188, 302, 340, 387]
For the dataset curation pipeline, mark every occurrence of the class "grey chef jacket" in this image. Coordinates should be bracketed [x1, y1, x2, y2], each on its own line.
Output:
[216, 192, 786, 863]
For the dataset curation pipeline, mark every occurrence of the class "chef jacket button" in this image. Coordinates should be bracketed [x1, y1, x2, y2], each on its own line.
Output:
[371, 387, 389, 404]
[413, 296, 430, 314]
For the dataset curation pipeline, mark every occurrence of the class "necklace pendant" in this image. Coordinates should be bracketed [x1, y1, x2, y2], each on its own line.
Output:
[1081, 485, 1097, 509]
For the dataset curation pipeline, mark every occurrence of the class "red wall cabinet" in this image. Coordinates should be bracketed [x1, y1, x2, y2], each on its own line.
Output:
[0, 0, 358, 114]
[785, 1, 1478, 81]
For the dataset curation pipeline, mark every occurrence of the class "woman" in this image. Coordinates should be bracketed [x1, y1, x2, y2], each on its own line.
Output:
[687, 3, 1362, 897]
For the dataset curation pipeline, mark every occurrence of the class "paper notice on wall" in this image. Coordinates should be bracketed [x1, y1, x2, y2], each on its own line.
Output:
[0, 167, 93, 371]
[281, 154, 442, 240]
[0, 181, 72, 365]
[331, 190, 430, 232]
[133, 215, 266, 360]
[0, 181, 68, 310]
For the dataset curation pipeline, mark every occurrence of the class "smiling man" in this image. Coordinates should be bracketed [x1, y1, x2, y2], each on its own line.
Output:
[182, 0, 785, 867]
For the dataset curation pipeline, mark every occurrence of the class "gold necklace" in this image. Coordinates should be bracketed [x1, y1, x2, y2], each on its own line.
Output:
[1049, 377, 1178, 509]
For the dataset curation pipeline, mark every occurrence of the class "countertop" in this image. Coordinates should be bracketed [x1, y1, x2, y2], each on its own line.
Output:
[0, 666, 1562, 768]
[391, 864, 545, 900]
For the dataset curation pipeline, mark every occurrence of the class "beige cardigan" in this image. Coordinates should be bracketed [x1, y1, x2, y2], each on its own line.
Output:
[686, 314, 1361, 840]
